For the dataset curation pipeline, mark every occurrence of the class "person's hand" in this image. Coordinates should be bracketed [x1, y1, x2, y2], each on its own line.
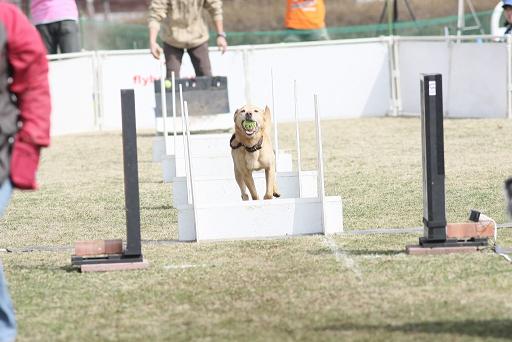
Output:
[150, 41, 162, 59]
[10, 137, 41, 190]
[217, 35, 227, 54]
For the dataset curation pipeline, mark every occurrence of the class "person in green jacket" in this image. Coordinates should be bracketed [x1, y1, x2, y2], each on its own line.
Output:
[148, 0, 228, 78]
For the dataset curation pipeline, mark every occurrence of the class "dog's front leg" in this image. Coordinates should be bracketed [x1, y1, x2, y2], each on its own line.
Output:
[264, 167, 277, 200]
[243, 173, 259, 200]
[234, 168, 249, 201]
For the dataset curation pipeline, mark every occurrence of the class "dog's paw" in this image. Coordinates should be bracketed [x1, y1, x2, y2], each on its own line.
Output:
[241, 194, 249, 201]
[264, 194, 273, 200]
[273, 192, 281, 198]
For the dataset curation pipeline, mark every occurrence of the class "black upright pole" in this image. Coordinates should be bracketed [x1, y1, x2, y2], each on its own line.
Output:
[393, 0, 399, 24]
[120, 89, 142, 257]
[420, 74, 447, 244]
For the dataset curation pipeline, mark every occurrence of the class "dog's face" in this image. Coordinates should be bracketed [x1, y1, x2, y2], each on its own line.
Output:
[233, 104, 270, 139]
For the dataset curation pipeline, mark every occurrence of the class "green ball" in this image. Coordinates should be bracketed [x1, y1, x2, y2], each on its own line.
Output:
[243, 120, 256, 130]
[164, 79, 172, 89]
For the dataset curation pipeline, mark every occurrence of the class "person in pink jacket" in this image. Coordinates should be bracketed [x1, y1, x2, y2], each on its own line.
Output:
[30, 0, 80, 54]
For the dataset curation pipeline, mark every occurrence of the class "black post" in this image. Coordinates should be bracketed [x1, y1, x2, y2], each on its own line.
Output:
[121, 89, 142, 257]
[420, 74, 447, 244]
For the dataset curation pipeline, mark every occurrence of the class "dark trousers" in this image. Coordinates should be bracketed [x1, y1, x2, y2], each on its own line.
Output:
[163, 42, 212, 79]
[36, 20, 80, 54]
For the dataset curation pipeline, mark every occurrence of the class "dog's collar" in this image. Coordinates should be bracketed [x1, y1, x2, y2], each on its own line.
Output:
[230, 134, 263, 153]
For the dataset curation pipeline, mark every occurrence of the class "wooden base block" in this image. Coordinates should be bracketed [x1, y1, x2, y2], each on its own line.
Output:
[406, 245, 480, 255]
[74, 240, 123, 257]
[80, 261, 149, 273]
[446, 222, 494, 240]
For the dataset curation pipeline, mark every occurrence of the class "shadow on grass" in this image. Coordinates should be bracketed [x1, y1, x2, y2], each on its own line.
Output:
[60, 265, 79, 273]
[309, 249, 403, 257]
[315, 320, 512, 339]
[141, 205, 175, 210]
[342, 249, 404, 256]
[138, 178, 166, 184]
[10, 264, 77, 273]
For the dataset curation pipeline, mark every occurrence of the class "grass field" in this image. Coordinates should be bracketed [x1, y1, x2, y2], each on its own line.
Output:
[1, 117, 512, 341]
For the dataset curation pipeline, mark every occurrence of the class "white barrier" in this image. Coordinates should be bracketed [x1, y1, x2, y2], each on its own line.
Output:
[397, 41, 450, 115]
[172, 171, 318, 207]
[246, 40, 392, 119]
[447, 42, 507, 117]
[162, 151, 293, 181]
[177, 197, 343, 241]
[48, 53, 97, 135]
[96, 51, 160, 130]
[397, 37, 508, 118]
[152, 133, 231, 162]
[47, 35, 512, 137]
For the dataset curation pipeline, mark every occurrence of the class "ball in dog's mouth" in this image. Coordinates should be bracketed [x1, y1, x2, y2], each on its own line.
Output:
[242, 120, 258, 136]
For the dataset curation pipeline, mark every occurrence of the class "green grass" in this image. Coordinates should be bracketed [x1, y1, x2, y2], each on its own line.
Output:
[1, 117, 512, 341]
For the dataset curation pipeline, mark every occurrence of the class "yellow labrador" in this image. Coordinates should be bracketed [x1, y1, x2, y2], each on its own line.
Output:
[230, 104, 280, 200]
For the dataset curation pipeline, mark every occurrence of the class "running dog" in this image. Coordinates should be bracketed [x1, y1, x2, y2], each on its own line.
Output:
[230, 104, 280, 201]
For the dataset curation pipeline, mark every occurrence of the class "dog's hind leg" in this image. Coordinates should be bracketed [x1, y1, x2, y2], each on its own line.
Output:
[243, 173, 259, 200]
[234, 168, 249, 201]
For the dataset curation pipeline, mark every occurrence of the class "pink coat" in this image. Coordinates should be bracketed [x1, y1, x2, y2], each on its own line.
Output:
[30, 0, 79, 25]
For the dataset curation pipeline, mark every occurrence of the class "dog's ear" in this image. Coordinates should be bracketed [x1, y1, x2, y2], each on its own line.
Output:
[233, 108, 240, 122]
[263, 106, 271, 122]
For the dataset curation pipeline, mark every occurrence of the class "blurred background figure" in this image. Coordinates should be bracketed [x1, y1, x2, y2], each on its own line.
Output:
[502, 0, 512, 34]
[31, 0, 81, 54]
[148, 0, 228, 79]
[0, 3, 52, 341]
[284, 0, 330, 42]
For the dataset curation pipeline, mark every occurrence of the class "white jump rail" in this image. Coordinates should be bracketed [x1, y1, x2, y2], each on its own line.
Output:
[162, 149, 293, 182]
[176, 94, 343, 242]
[294, 80, 302, 197]
[172, 171, 319, 207]
[159, 56, 169, 156]
[271, 68, 279, 168]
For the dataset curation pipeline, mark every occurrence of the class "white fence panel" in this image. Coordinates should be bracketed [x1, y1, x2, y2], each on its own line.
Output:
[46, 37, 512, 136]
[48, 56, 96, 135]
[97, 52, 160, 130]
[447, 43, 507, 118]
[246, 41, 391, 121]
[398, 41, 450, 115]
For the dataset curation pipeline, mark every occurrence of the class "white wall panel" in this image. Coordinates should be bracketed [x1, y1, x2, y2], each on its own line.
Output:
[97, 53, 160, 130]
[447, 43, 507, 118]
[48, 57, 96, 135]
[246, 42, 391, 121]
[398, 41, 450, 115]
[47, 38, 511, 136]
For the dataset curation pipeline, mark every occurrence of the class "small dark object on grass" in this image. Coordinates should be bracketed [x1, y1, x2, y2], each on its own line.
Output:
[505, 178, 512, 217]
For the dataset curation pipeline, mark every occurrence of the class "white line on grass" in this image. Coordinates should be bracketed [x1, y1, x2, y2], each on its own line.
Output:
[322, 236, 363, 280]
[163, 264, 212, 270]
